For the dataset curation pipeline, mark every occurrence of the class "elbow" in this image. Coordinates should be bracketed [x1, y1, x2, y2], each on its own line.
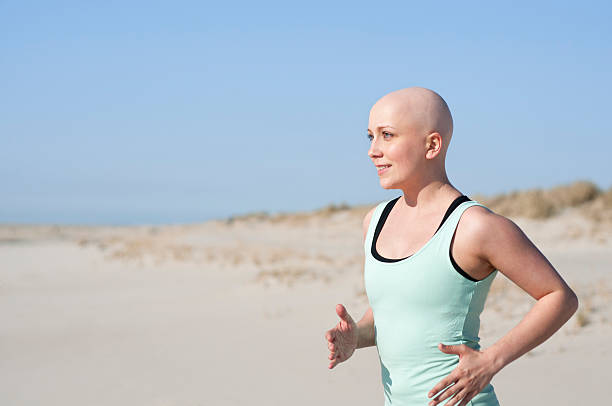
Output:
[565, 289, 579, 316]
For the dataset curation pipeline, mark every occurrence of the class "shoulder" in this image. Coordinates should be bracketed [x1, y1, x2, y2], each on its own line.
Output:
[458, 202, 578, 303]
[362, 205, 377, 241]
[362, 198, 392, 241]
[457, 203, 532, 262]
[458, 203, 506, 232]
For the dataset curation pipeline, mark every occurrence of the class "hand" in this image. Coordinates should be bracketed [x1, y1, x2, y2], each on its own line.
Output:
[427, 343, 498, 406]
[324, 304, 358, 369]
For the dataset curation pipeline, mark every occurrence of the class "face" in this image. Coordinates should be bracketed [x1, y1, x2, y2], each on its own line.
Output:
[367, 99, 426, 189]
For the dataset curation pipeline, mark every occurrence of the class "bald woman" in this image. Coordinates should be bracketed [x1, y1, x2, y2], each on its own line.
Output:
[324, 87, 578, 406]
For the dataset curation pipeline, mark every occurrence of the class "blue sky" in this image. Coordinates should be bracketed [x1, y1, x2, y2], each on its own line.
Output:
[2, 1, 611, 225]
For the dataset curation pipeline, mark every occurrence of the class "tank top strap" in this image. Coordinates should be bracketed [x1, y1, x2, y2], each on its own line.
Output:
[436, 200, 489, 256]
[364, 198, 395, 255]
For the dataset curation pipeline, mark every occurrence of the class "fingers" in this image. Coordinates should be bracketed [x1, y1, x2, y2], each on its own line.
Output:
[438, 343, 470, 357]
[328, 342, 337, 360]
[428, 382, 458, 406]
[429, 380, 472, 406]
[327, 337, 341, 368]
[428, 375, 457, 401]
[326, 304, 352, 370]
[325, 324, 338, 368]
[328, 352, 342, 369]
[335, 304, 354, 323]
[329, 350, 340, 361]
[457, 392, 476, 406]
[444, 387, 469, 406]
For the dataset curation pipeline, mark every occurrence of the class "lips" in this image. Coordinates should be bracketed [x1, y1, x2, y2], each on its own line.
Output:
[377, 165, 391, 175]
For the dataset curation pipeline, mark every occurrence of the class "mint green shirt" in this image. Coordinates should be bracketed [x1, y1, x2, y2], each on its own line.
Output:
[364, 198, 501, 406]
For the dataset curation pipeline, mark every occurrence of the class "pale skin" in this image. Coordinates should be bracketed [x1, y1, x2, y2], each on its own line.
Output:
[324, 87, 579, 406]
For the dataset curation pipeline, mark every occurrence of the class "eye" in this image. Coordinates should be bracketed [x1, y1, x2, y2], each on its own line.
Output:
[367, 131, 393, 141]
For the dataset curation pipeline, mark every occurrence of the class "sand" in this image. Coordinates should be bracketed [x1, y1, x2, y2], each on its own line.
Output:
[0, 205, 610, 405]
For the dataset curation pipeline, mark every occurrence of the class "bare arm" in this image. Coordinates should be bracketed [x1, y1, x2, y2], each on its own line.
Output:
[324, 206, 378, 369]
[487, 286, 577, 373]
[356, 306, 376, 348]
[475, 212, 579, 373]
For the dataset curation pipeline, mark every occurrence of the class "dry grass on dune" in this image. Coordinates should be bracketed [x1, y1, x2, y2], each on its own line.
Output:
[97, 179, 607, 273]
[471, 180, 609, 220]
[224, 202, 362, 226]
[579, 186, 612, 223]
[224, 179, 610, 225]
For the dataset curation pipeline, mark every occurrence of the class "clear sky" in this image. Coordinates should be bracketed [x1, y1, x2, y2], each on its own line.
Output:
[2, 1, 611, 225]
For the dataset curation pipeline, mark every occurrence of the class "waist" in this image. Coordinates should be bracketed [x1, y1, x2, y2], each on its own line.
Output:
[377, 345, 499, 406]
[383, 379, 499, 406]
[375, 317, 481, 357]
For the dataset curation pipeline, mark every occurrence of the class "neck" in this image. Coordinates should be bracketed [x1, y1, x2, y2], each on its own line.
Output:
[397, 172, 461, 210]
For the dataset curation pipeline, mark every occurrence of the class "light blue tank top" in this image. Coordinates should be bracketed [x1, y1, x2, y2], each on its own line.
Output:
[364, 197, 501, 406]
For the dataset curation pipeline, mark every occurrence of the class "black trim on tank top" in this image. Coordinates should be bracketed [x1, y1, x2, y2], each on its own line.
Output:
[371, 195, 482, 282]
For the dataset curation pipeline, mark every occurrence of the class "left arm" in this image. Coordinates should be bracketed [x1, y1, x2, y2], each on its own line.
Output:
[477, 212, 579, 373]
[428, 209, 579, 406]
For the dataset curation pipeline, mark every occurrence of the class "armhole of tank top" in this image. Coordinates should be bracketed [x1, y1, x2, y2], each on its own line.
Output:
[448, 201, 487, 283]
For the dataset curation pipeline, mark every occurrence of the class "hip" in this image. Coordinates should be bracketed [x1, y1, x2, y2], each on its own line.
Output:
[382, 382, 499, 406]
[378, 358, 500, 406]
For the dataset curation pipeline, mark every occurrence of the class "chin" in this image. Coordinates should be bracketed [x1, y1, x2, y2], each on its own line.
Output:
[379, 180, 397, 190]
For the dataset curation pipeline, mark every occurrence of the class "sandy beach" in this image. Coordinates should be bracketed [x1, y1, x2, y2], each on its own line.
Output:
[1, 187, 611, 405]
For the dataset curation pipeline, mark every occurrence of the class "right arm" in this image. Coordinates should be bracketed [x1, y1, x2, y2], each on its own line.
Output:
[325, 206, 377, 369]
[356, 306, 375, 348]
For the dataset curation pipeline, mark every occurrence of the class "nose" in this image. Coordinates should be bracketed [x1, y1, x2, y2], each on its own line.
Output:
[368, 137, 382, 159]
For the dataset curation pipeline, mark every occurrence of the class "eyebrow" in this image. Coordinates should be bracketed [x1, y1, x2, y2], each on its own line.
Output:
[367, 124, 396, 132]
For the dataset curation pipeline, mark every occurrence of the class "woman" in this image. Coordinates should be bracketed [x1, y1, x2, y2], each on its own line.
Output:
[324, 87, 579, 406]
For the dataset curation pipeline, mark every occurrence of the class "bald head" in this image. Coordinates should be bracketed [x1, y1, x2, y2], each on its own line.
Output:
[370, 87, 454, 156]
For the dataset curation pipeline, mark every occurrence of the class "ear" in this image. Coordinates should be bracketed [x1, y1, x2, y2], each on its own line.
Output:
[425, 132, 442, 160]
